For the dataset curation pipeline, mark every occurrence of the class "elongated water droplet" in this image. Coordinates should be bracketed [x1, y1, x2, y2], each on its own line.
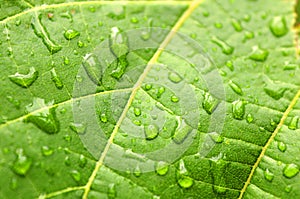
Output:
[278, 142, 287, 152]
[144, 124, 159, 140]
[134, 107, 141, 116]
[177, 159, 193, 188]
[232, 100, 245, 120]
[288, 116, 299, 130]
[269, 16, 288, 37]
[264, 169, 274, 182]
[9, 67, 38, 88]
[64, 156, 71, 166]
[64, 29, 80, 40]
[283, 163, 299, 178]
[107, 6, 125, 20]
[69, 122, 86, 134]
[246, 113, 254, 123]
[229, 80, 243, 95]
[10, 177, 18, 190]
[168, 72, 182, 83]
[25, 98, 59, 134]
[133, 165, 142, 177]
[70, 170, 81, 181]
[202, 93, 219, 114]
[156, 86, 165, 98]
[100, 113, 108, 123]
[140, 19, 153, 41]
[82, 53, 103, 85]
[31, 14, 62, 54]
[226, 60, 234, 71]
[60, 11, 73, 22]
[41, 146, 54, 156]
[50, 68, 63, 89]
[78, 155, 87, 168]
[173, 120, 193, 144]
[12, 148, 32, 176]
[214, 22, 223, 29]
[110, 27, 129, 58]
[211, 36, 234, 55]
[155, 161, 169, 176]
[249, 46, 269, 62]
[231, 18, 243, 32]
[107, 183, 116, 199]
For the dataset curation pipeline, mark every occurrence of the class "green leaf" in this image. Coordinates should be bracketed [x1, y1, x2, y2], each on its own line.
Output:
[0, 0, 299, 199]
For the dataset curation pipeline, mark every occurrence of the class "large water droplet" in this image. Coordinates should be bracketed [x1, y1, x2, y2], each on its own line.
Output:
[277, 142, 287, 152]
[155, 161, 169, 176]
[41, 146, 54, 156]
[172, 119, 193, 144]
[12, 148, 32, 176]
[228, 80, 243, 95]
[144, 124, 159, 140]
[109, 27, 129, 58]
[285, 185, 292, 193]
[50, 68, 63, 89]
[283, 163, 299, 178]
[168, 72, 182, 83]
[64, 29, 80, 40]
[249, 46, 269, 62]
[69, 122, 86, 134]
[70, 170, 81, 181]
[231, 18, 243, 32]
[288, 116, 299, 130]
[25, 98, 59, 134]
[269, 16, 288, 37]
[264, 168, 274, 182]
[211, 36, 234, 55]
[202, 93, 219, 114]
[232, 100, 245, 120]
[177, 159, 193, 188]
[9, 67, 38, 88]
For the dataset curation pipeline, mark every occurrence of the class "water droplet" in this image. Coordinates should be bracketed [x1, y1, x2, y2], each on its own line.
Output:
[10, 177, 18, 190]
[25, 98, 59, 134]
[12, 148, 32, 176]
[77, 41, 84, 48]
[144, 124, 159, 140]
[168, 72, 182, 83]
[285, 185, 292, 193]
[76, 75, 83, 82]
[177, 159, 193, 188]
[155, 161, 169, 176]
[64, 29, 80, 40]
[79, 155, 87, 168]
[41, 146, 54, 156]
[277, 142, 287, 152]
[133, 165, 142, 177]
[263, 76, 286, 100]
[244, 31, 254, 40]
[213, 186, 227, 194]
[6, 96, 20, 109]
[226, 60, 234, 71]
[156, 87, 165, 98]
[82, 53, 103, 85]
[107, 6, 125, 20]
[249, 46, 269, 62]
[144, 83, 152, 91]
[109, 27, 129, 58]
[229, 80, 243, 95]
[63, 57, 70, 65]
[9, 67, 38, 88]
[131, 17, 139, 23]
[89, 6, 96, 13]
[133, 120, 142, 126]
[246, 113, 254, 123]
[173, 119, 193, 144]
[100, 113, 108, 123]
[283, 163, 299, 178]
[232, 100, 245, 120]
[211, 36, 234, 55]
[60, 11, 73, 22]
[269, 16, 288, 37]
[107, 183, 116, 199]
[231, 18, 243, 32]
[69, 122, 86, 134]
[288, 116, 299, 130]
[209, 132, 224, 143]
[64, 156, 71, 166]
[202, 93, 219, 114]
[70, 170, 81, 182]
[264, 168, 274, 182]
[214, 22, 223, 29]
[50, 68, 63, 89]
[203, 10, 209, 17]
[134, 107, 141, 117]
[171, 95, 179, 103]
[31, 14, 62, 54]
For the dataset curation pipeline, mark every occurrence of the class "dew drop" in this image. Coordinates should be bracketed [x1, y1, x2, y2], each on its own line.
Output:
[79, 155, 87, 168]
[155, 161, 169, 176]
[144, 124, 159, 140]
[269, 16, 288, 37]
[10, 177, 18, 190]
[6, 96, 20, 109]
[60, 11, 73, 22]
[231, 18, 243, 32]
[202, 93, 219, 114]
[283, 163, 299, 178]
[41, 146, 54, 156]
[100, 113, 108, 123]
[131, 17, 139, 23]
[264, 168, 274, 182]
[109, 27, 129, 58]
[288, 116, 299, 130]
[171, 95, 179, 103]
[63, 57, 70, 65]
[134, 107, 141, 117]
[50, 68, 64, 89]
[211, 36, 234, 55]
[177, 159, 193, 188]
[69, 122, 87, 134]
[244, 31, 255, 40]
[168, 72, 182, 83]
[246, 113, 254, 123]
[249, 46, 269, 62]
[229, 80, 243, 95]
[277, 142, 287, 152]
[226, 60, 234, 71]
[172, 119, 193, 144]
[64, 135, 72, 142]
[133, 120, 142, 126]
[209, 132, 224, 143]
[77, 41, 84, 48]
[9, 67, 38, 88]
[12, 148, 32, 176]
[213, 186, 227, 194]
[232, 100, 245, 120]
[285, 185, 292, 193]
[144, 83, 152, 91]
[64, 156, 71, 166]
[214, 22, 223, 29]
[133, 165, 142, 177]
[156, 86, 165, 98]
[64, 29, 80, 40]
[82, 53, 103, 85]
[70, 170, 81, 182]
[107, 183, 116, 199]
[263, 77, 286, 100]
[107, 6, 125, 20]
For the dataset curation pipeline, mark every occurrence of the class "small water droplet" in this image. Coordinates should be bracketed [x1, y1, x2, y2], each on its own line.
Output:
[50, 68, 63, 89]
[214, 22, 223, 29]
[277, 142, 287, 152]
[173, 120, 193, 144]
[285, 185, 292, 193]
[70, 170, 81, 182]
[269, 16, 288, 37]
[64, 135, 72, 142]
[232, 100, 245, 120]
[64, 156, 71, 166]
[156, 86, 165, 98]
[202, 93, 219, 114]
[133, 120, 142, 126]
[283, 163, 299, 178]
[63, 57, 70, 65]
[6, 96, 20, 109]
[264, 168, 274, 182]
[171, 95, 179, 103]
[226, 60, 234, 71]
[107, 6, 125, 20]
[131, 17, 139, 23]
[144, 124, 159, 140]
[231, 18, 243, 32]
[249, 46, 269, 62]
[77, 41, 84, 48]
[229, 80, 243, 95]
[64, 29, 80, 40]
[15, 19, 21, 26]
[244, 31, 254, 40]
[10, 177, 18, 190]
[41, 146, 54, 156]
[168, 72, 182, 83]
[144, 83, 152, 91]
[69, 122, 87, 134]
[79, 155, 87, 168]
[288, 116, 299, 130]
[12, 148, 32, 176]
[211, 36, 234, 55]
[107, 183, 116, 199]
[134, 107, 141, 117]
[88, 6, 96, 12]
[246, 113, 254, 123]
[100, 113, 108, 123]
[133, 165, 142, 177]
[177, 159, 193, 188]
[209, 132, 224, 143]
[155, 161, 169, 176]
[9, 67, 38, 88]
